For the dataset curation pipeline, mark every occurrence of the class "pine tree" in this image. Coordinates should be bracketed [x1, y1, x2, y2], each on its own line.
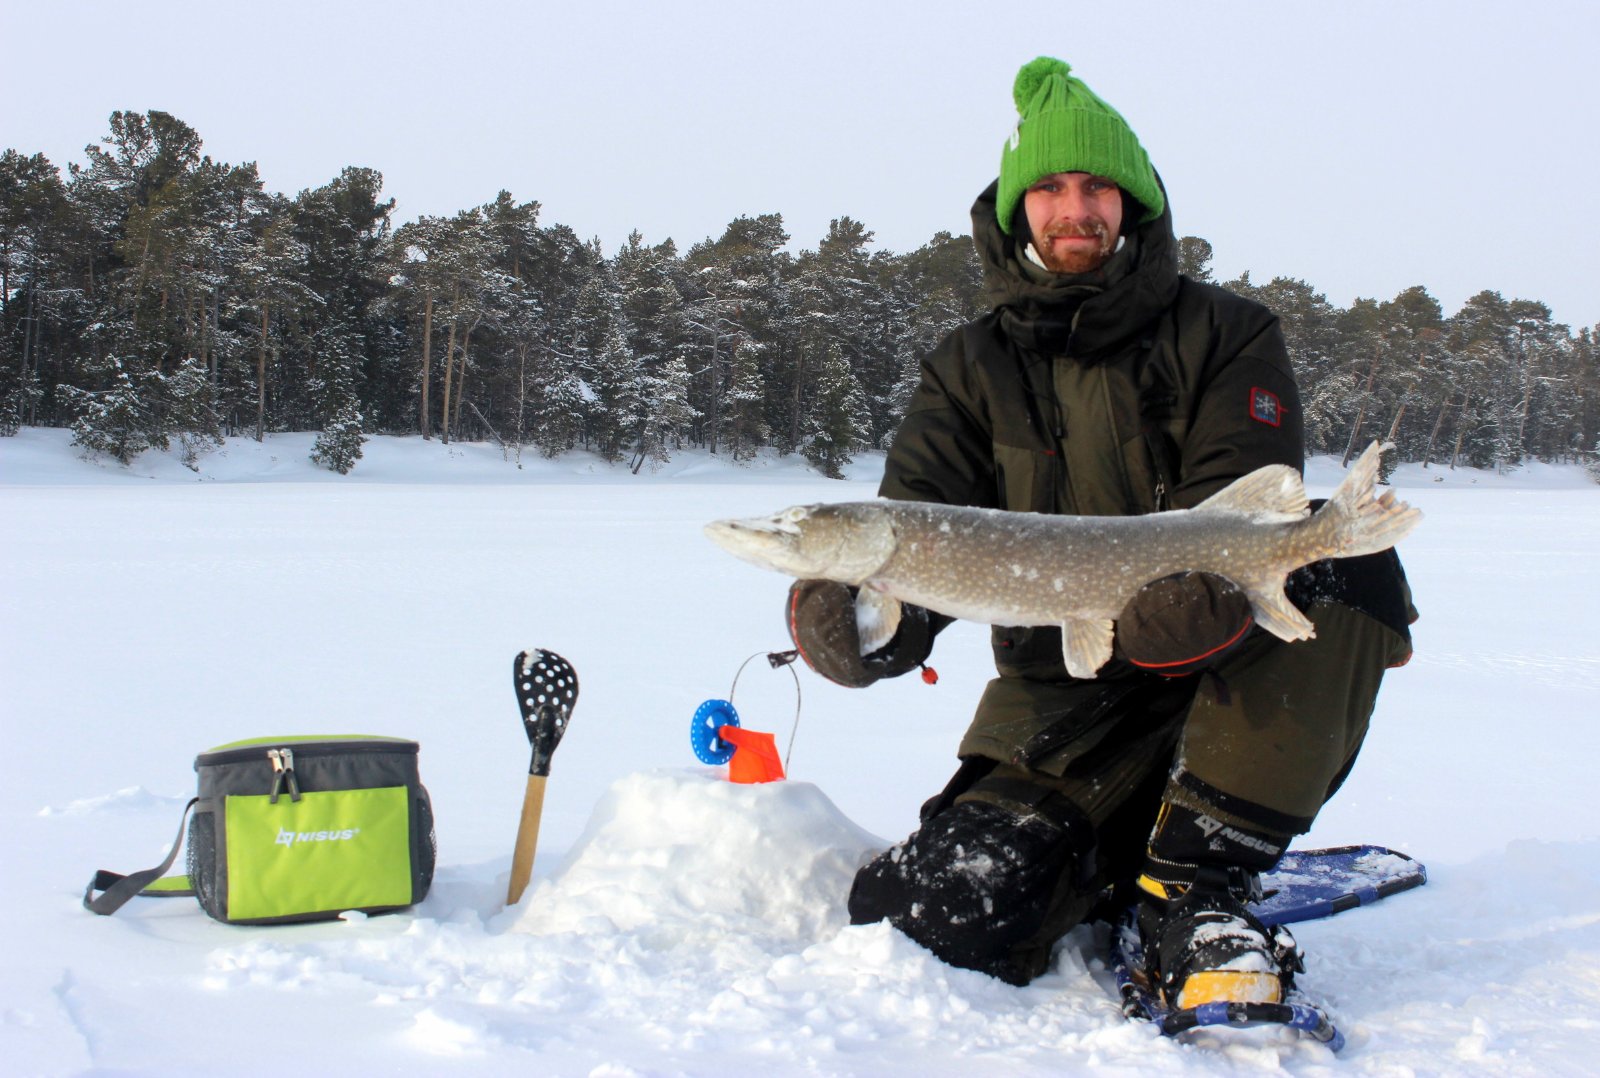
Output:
[684, 214, 790, 455]
[307, 323, 366, 474]
[810, 218, 899, 445]
[472, 192, 545, 448]
[311, 401, 364, 474]
[777, 265, 828, 455]
[1505, 299, 1570, 468]
[161, 356, 223, 468]
[530, 360, 585, 458]
[1178, 236, 1215, 282]
[632, 353, 696, 473]
[65, 354, 161, 464]
[615, 232, 697, 470]
[1572, 327, 1600, 466]
[804, 342, 869, 478]
[722, 337, 770, 460]
[69, 112, 226, 395]
[388, 215, 453, 439]
[1370, 286, 1446, 466]
[1, 150, 75, 430]
[681, 259, 742, 454]
[292, 168, 398, 432]
[587, 325, 643, 462]
[235, 201, 311, 439]
[516, 222, 604, 454]
[1438, 291, 1568, 472]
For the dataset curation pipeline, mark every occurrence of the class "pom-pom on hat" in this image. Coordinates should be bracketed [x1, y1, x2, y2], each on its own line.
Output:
[997, 57, 1164, 235]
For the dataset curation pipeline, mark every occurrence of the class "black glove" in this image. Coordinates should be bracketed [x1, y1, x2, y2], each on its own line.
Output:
[787, 580, 933, 688]
[1115, 572, 1255, 676]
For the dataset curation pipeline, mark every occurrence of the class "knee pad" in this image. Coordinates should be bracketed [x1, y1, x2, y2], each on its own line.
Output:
[848, 800, 1078, 984]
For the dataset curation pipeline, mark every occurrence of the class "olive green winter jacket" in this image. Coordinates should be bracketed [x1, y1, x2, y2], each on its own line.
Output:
[880, 180, 1305, 771]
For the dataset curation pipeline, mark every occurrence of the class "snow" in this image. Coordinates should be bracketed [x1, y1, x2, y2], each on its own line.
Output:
[3, 427, 1599, 1076]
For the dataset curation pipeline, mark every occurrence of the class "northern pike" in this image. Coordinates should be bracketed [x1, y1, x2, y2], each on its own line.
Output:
[704, 440, 1421, 679]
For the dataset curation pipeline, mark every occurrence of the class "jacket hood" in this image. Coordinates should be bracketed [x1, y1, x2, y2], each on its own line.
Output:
[971, 176, 1180, 358]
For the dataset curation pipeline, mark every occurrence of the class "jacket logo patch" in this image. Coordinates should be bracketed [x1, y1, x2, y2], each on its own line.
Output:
[1249, 387, 1282, 427]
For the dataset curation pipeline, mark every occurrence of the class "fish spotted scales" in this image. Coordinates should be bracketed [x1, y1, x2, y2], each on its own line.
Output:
[705, 441, 1420, 679]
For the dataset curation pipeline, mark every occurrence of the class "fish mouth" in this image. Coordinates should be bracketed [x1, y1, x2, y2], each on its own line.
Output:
[704, 510, 821, 577]
[704, 505, 811, 550]
[705, 516, 801, 540]
[703, 518, 788, 559]
[702, 519, 740, 549]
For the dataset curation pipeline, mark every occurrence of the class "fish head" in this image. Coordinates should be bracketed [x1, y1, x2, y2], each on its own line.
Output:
[703, 502, 896, 584]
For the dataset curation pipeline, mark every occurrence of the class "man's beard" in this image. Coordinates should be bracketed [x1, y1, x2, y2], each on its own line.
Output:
[1033, 218, 1116, 274]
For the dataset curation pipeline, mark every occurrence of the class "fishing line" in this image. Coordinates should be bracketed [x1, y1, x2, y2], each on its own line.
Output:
[727, 650, 803, 774]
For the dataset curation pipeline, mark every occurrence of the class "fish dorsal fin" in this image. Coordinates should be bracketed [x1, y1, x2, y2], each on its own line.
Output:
[1193, 465, 1309, 523]
[1061, 617, 1116, 680]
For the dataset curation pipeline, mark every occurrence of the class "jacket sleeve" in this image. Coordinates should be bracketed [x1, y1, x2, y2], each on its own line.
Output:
[1167, 302, 1305, 510]
[879, 326, 1000, 508]
[878, 326, 997, 641]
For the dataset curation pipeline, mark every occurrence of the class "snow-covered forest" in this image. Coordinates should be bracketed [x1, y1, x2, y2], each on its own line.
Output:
[3, 110, 1597, 479]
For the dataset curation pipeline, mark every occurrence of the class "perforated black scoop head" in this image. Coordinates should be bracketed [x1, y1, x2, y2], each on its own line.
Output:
[514, 649, 578, 777]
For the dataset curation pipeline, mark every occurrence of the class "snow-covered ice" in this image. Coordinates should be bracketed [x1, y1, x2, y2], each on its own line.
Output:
[2, 428, 1598, 1076]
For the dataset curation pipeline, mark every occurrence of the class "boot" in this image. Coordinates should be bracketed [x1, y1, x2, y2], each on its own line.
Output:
[1136, 867, 1303, 1009]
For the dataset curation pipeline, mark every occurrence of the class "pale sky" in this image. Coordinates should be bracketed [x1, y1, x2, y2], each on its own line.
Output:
[5, 0, 1596, 330]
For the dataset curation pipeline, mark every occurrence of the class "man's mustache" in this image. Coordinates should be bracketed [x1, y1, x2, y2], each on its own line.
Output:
[1040, 219, 1112, 246]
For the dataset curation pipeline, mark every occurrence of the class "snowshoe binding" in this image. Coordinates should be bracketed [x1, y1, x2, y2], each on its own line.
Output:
[1113, 868, 1342, 1050]
[1142, 882, 1301, 1009]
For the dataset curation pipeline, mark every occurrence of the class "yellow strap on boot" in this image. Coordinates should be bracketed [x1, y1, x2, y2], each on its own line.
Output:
[1175, 970, 1284, 1008]
[1136, 872, 1181, 901]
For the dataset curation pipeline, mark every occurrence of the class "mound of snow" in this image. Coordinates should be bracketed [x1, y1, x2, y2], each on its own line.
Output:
[509, 771, 884, 954]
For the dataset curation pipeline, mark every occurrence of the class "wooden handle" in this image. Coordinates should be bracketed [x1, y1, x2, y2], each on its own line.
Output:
[506, 774, 548, 905]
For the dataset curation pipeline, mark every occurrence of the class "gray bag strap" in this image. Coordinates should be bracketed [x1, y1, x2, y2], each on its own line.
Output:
[83, 797, 199, 915]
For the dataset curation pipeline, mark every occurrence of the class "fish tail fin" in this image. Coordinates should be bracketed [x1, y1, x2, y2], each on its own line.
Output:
[1313, 441, 1423, 557]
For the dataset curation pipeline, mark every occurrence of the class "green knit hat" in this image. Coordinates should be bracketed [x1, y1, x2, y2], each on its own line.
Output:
[996, 57, 1164, 235]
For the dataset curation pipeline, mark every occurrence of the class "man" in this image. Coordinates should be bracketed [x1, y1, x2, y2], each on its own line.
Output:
[786, 57, 1416, 1009]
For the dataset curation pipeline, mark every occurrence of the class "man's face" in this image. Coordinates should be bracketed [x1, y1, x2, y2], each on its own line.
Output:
[1022, 172, 1124, 274]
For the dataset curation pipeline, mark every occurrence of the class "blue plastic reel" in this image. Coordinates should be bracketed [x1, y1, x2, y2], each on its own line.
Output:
[690, 699, 741, 764]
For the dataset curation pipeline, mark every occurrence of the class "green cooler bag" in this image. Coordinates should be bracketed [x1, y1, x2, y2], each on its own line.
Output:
[84, 735, 436, 924]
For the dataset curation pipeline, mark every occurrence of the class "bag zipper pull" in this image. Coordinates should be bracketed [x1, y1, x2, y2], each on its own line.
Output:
[280, 747, 302, 802]
[267, 749, 286, 803]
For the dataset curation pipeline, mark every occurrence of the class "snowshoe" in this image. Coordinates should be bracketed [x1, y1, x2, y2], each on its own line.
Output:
[1105, 845, 1426, 1050]
[1110, 906, 1341, 1050]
